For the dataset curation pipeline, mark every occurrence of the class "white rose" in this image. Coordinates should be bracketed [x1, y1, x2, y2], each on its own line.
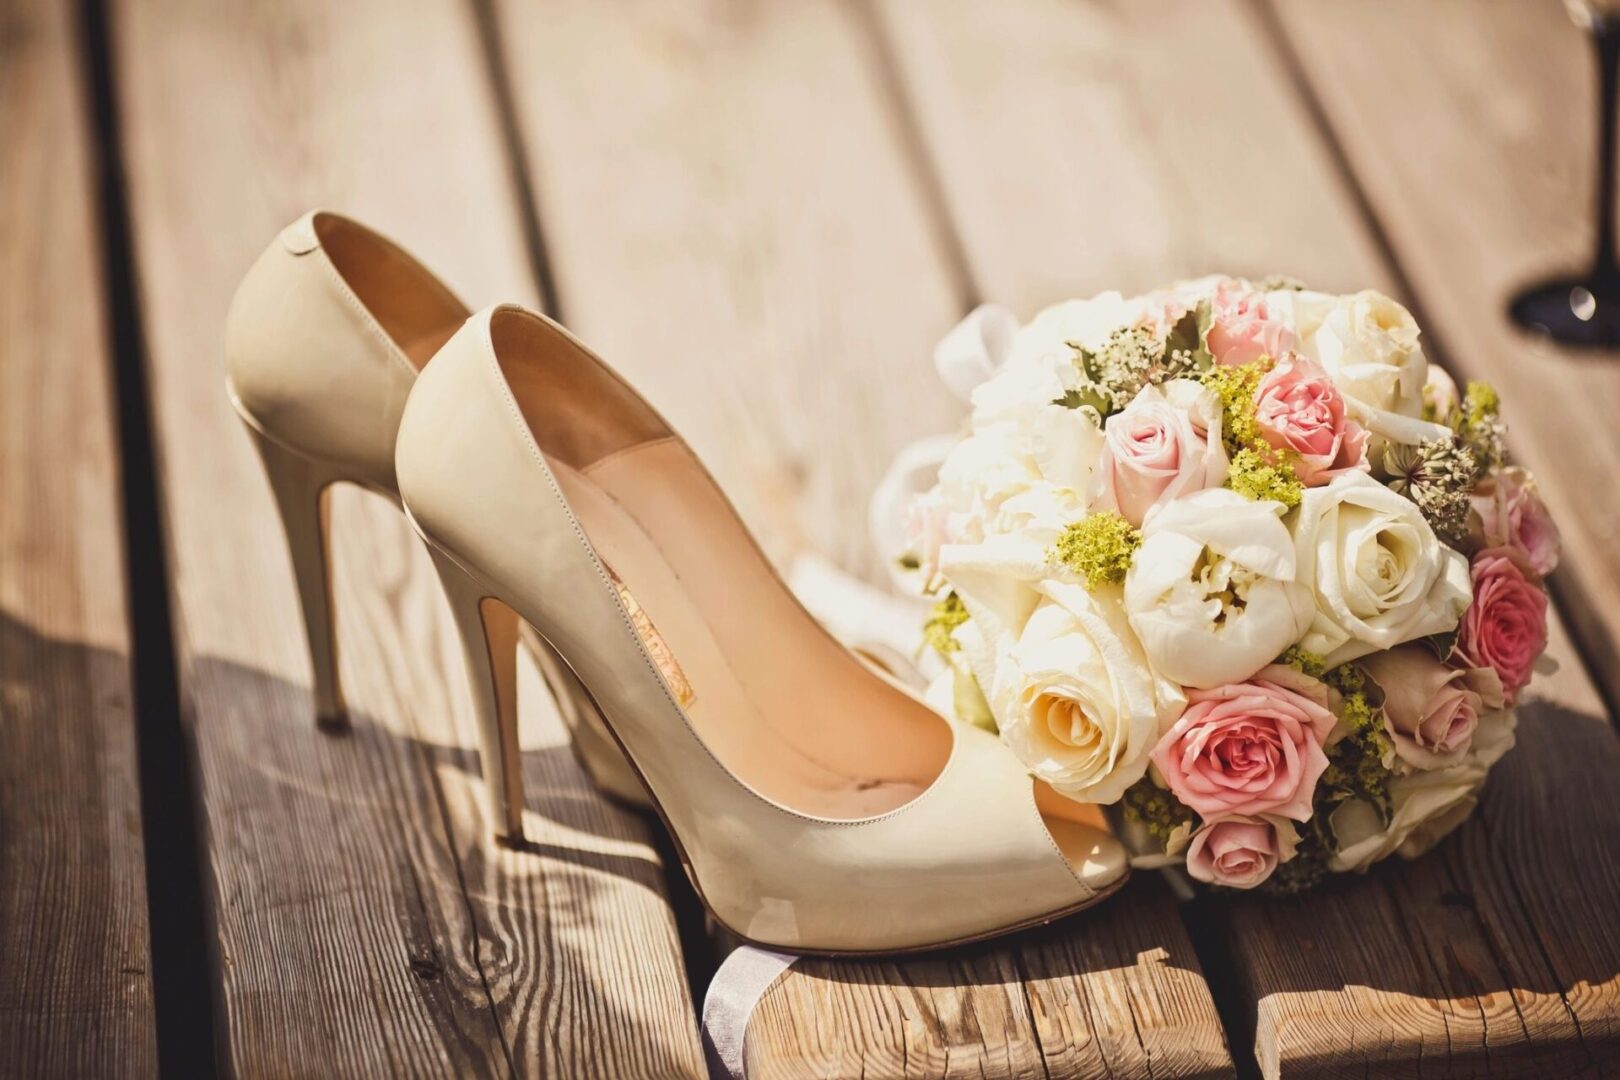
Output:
[967, 295, 1139, 434]
[938, 405, 1104, 545]
[969, 350, 1072, 428]
[1293, 472, 1472, 667]
[1124, 489, 1315, 689]
[1327, 762, 1486, 872]
[1303, 290, 1451, 445]
[989, 581, 1184, 804]
[1326, 695, 1514, 872]
[1467, 705, 1518, 770]
[1005, 292, 1147, 371]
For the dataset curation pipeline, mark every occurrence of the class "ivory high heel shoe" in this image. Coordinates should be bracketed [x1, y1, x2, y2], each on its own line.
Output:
[395, 303, 1129, 954]
[223, 211, 646, 803]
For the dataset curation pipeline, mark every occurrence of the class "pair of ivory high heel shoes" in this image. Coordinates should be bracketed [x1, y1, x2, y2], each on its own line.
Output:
[226, 211, 1128, 955]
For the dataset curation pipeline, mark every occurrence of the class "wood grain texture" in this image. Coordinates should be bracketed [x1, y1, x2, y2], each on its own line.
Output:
[491, 0, 965, 581]
[737, 877, 1231, 1080]
[874, 0, 1395, 306]
[880, 0, 1620, 1074]
[489, 1, 1232, 1077]
[0, 0, 158, 1073]
[109, 0, 701, 1074]
[1264, 0, 1620, 713]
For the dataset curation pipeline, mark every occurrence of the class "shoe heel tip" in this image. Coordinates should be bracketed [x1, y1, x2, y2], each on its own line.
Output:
[495, 829, 529, 851]
[315, 710, 350, 734]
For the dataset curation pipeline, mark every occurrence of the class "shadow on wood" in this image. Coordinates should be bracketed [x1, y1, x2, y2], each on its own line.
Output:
[183, 653, 704, 1078]
[0, 609, 156, 1076]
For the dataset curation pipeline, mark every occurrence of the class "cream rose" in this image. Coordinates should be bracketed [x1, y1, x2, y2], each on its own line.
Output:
[1467, 704, 1518, 770]
[1293, 472, 1472, 667]
[989, 580, 1184, 804]
[936, 405, 1104, 544]
[1304, 290, 1451, 446]
[1124, 489, 1315, 689]
[1326, 762, 1486, 872]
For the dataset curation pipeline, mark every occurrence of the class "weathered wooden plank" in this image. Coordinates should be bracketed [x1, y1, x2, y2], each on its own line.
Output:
[0, 0, 158, 1074]
[736, 877, 1230, 1080]
[110, 0, 702, 1074]
[1264, 0, 1620, 711]
[880, 0, 1620, 1073]
[490, 1, 1232, 1076]
[489, 0, 965, 581]
[874, 0, 1395, 305]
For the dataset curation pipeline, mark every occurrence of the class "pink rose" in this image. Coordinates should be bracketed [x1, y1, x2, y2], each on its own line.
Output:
[1181, 815, 1297, 889]
[1096, 382, 1227, 527]
[1207, 280, 1295, 366]
[1150, 665, 1335, 820]
[1456, 549, 1548, 701]
[1360, 645, 1505, 770]
[1253, 355, 1370, 485]
[1470, 467, 1560, 578]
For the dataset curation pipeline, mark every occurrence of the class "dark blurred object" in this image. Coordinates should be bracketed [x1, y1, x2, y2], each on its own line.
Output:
[1510, 1, 1620, 347]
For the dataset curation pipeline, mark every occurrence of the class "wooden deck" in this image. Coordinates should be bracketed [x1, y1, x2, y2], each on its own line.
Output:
[2, 0, 1618, 1076]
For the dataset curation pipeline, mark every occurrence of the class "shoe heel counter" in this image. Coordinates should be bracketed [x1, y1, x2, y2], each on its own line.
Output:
[225, 214, 407, 488]
[395, 311, 515, 552]
[397, 310, 633, 664]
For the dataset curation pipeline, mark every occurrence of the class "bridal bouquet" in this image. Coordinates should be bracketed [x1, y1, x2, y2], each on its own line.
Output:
[894, 278, 1559, 891]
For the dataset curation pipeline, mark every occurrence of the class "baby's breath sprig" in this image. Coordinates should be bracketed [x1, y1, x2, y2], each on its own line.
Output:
[1160, 301, 1216, 376]
[921, 591, 968, 659]
[1053, 302, 1215, 417]
[1058, 325, 1163, 415]
[1050, 512, 1142, 588]
[1122, 777, 1197, 847]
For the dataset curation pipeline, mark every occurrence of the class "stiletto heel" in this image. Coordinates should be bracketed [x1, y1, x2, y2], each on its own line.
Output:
[226, 211, 653, 808]
[426, 544, 527, 845]
[247, 425, 348, 729]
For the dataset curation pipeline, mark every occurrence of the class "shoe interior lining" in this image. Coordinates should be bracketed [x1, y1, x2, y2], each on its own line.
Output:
[314, 213, 467, 370]
[492, 309, 1118, 870]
